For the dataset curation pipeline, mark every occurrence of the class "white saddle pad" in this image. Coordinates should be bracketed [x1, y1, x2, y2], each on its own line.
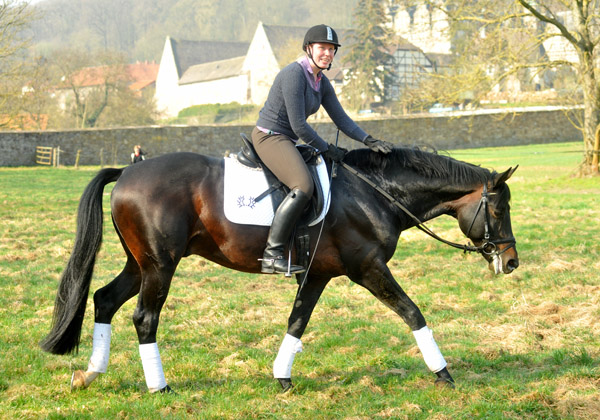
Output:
[223, 154, 331, 226]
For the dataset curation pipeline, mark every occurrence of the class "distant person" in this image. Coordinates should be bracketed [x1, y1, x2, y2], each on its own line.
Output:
[251, 24, 393, 275]
[131, 145, 146, 164]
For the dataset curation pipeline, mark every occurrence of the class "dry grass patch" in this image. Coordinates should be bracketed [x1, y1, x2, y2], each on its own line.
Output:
[553, 377, 600, 420]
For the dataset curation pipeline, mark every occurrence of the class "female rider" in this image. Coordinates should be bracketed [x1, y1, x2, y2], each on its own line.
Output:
[251, 24, 394, 275]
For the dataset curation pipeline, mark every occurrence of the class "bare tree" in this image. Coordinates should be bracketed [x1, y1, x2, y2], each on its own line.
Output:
[515, 0, 600, 173]
[47, 48, 157, 129]
[0, 0, 35, 125]
[50, 49, 129, 128]
[392, 0, 600, 174]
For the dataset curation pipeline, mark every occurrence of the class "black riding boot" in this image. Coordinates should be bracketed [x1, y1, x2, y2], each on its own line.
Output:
[261, 188, 310, 274]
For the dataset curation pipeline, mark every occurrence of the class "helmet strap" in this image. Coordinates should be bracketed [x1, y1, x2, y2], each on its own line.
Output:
[306, 45, 332, 71]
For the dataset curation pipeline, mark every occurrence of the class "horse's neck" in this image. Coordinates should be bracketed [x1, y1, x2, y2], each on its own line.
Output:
[403, 177, 481, 222]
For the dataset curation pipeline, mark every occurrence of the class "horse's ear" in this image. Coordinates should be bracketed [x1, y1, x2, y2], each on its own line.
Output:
[492, 165, 518, 187]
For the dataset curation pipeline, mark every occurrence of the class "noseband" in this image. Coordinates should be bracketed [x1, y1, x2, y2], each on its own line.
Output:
[340, 162, 516, 256]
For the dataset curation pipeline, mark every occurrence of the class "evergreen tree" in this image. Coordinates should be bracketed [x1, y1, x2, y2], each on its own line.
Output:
[343, 0, 395, 110]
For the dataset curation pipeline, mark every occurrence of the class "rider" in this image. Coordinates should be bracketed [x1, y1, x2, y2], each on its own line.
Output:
[251, 24, 394, 275]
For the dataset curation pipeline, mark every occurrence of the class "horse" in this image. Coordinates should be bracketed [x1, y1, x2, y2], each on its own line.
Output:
[40, 145, 519, 393]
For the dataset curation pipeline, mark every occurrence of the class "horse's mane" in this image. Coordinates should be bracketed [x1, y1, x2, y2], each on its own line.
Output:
[344, 146, 492, 185]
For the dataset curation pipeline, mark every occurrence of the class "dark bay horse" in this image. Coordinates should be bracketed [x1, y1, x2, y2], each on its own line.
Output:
[41, 146, 518, 393]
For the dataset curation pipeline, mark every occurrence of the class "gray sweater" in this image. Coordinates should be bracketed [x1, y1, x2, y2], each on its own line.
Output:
[256, 62, 368, 151]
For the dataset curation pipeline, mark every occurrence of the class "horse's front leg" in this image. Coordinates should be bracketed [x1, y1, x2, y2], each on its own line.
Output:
[274, 274, 331, 392]
[348, 263, 455, 388]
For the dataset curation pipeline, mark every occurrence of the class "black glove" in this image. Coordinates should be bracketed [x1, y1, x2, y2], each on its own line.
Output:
[364, 135, 393, 154]
[323, 144, 347, 163]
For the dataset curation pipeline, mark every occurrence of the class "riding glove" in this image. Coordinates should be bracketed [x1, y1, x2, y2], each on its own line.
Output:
[323, 144, 347, 162]
[364, 135, 394, 154]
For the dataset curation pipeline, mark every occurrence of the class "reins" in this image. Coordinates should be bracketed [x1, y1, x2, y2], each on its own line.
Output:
[338, 160, 515, 255]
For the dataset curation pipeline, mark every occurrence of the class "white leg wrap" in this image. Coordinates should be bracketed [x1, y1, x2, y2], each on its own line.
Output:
[87, 323, 111, 373]
[139, 342, 167, 392]
[412, 325, 447, 373]
[273, 334, 303, 379]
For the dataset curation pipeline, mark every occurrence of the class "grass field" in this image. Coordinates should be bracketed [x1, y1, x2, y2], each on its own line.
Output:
[0, 142, 598, 419]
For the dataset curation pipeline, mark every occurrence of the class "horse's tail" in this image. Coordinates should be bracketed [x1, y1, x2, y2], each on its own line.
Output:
[40, 168, 123, 355]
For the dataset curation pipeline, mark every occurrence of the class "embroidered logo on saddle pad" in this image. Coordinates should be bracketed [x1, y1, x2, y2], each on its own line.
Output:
[223, 155, 331, 226]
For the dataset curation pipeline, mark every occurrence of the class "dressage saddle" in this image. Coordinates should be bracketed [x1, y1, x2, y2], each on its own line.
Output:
[236, 133, 327, 226]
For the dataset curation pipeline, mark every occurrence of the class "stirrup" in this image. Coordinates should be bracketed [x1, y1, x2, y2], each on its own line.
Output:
[259, 256, 306, 275]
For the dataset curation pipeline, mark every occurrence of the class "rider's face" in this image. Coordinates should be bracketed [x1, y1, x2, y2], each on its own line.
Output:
[309, 43, 336, 70]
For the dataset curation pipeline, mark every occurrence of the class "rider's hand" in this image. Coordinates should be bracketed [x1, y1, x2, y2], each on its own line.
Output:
[323, 144, 347, 163]
[364, 135, 393, 154]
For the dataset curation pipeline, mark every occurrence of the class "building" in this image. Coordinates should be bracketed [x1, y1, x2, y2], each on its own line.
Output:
[154, 37, 250, 117]
[55, 61, 159, 111]
[389, 2, 452, 56]
[154, 22, 433, 117]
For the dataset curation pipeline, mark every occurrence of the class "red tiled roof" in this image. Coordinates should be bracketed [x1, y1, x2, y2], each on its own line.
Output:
[64, 62, 159, 90]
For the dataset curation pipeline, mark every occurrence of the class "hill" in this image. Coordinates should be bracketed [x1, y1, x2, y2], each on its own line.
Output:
[30, 0, 359, 61]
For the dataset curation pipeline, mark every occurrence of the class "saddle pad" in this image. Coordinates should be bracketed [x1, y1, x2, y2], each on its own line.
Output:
[223, 155, 331, 226]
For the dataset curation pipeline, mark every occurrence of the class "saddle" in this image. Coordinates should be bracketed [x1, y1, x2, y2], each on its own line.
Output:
[236, 133, 329, 275]
[237, 133, 327, 226]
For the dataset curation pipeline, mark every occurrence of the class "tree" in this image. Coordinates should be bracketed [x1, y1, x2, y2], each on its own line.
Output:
[395, 0, 600, 174]
[343, 0, 396, 110]
[0, 0, 35, 126]
[19, 55, 58, 129]
[48, 48, 157, 129]
[96, 86, 158, 127]
[515, 0, 600, 173]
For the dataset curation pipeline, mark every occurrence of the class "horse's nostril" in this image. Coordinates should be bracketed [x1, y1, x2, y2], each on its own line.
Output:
[507, 259, 519, 270]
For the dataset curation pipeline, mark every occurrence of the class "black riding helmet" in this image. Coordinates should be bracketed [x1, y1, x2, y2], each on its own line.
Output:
[302, 24, 340, 70]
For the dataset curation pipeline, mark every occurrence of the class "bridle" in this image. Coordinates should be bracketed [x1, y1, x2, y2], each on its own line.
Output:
[339, 162, 517, 257]
[463, 183, 517, 256]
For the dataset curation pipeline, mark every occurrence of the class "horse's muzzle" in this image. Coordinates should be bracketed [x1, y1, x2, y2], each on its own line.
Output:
[488, 252, 519, 274]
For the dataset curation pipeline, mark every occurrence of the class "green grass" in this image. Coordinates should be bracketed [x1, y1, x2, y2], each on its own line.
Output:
[1, 142, 598, 419]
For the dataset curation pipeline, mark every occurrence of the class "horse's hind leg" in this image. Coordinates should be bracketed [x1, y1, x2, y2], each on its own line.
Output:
[274, 274, 331, 392]
[349, 264, 455, 388]
[132, 255, 178, 393]
[71, 257, 142, 390]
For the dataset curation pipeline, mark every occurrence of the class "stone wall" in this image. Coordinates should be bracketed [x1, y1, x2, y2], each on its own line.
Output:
[0, 107, 582, 167]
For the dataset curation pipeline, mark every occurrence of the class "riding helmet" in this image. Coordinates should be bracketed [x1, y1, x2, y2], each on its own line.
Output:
[302, 24, 341, 51]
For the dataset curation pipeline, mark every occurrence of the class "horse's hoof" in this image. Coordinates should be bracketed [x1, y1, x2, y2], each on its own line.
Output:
[71, 370, 87, 390]
[434, 377, 455, 389]
[159, 384, 175, 394]
[277, 378, 293, 393]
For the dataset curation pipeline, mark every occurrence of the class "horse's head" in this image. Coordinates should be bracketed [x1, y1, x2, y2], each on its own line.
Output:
[456, 167, 519, 274]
